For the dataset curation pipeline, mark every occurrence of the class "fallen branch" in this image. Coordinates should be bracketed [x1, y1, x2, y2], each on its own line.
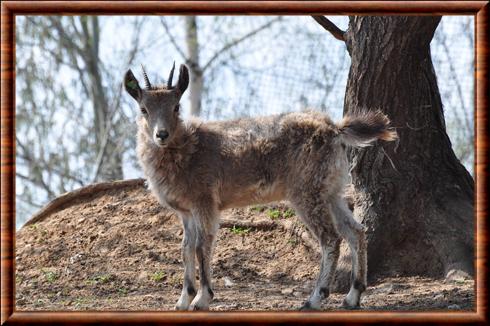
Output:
[219, 219, 276, 231]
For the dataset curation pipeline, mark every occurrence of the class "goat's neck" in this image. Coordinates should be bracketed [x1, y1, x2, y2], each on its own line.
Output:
[139, 123, 197, 171]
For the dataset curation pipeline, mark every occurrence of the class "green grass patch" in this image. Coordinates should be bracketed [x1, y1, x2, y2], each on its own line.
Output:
[266, 207, 296, 220]
[41, 269, 58, 283]
[266, 208, 282, 220]
[117, 287, 128, 295]
[87, 274, 112, 285]
[151, 271, 166, 282]
[230, 225, 251, 235]
[283, 208, 295, 218]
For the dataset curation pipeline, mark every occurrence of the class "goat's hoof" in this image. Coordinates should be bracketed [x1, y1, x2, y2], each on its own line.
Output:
[299, 301, 320, 311]
[190, 304, 208, 311]
[341, 299, 360, 310]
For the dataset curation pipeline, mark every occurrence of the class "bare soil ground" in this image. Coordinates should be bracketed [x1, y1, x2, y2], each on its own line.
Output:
[15, 181, 475, 311]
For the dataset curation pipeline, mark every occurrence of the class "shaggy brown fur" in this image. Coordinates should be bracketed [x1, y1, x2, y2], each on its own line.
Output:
[124, 64, 397, 311]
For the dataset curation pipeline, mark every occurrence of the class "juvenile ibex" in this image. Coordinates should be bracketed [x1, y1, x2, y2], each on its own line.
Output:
[124, 63, 397, 311]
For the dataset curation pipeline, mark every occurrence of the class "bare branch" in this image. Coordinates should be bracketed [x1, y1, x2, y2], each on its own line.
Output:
[16, 172, 56, 198]
[160, 17, 188, 61]
[202, 17, 282, 72]
[311, 16, 346, 42]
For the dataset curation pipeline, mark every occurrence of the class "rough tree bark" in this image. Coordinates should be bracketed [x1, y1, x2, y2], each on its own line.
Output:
[332, 16, 474, 285]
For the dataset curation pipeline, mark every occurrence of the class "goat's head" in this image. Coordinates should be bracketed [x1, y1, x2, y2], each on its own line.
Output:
[124, 63, 189, 147]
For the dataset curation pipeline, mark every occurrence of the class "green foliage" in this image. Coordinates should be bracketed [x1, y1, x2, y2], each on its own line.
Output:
[283, 208, 296, 219]
[74, 296, 92, 308]
[87, 274, 112, 285]
[41, 269, 58, 283]
[230, 225, 251, 235]
[117, 287, 128, 295]
[266, 208, 281, 220]
[151, 271, 166, 282]
[266, 207, 295, 220]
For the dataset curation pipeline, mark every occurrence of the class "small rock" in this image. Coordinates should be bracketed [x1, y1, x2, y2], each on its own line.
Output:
[448, 304, 461, 310]
[292, 291, 303, 298]
[138, 271, 148, 281]
[16, 297, 26, 305]
[433, 294, 444, 301]
[223, 277, 234, 287]
[69, 253, 84, 264]
[148, 251, 160, 261]
[446, 270, 471, 283]
[281, 288, 294, 295]
[374, 283, 394, 294]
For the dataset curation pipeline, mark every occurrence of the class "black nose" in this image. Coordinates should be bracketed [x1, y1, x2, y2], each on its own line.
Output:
[156, 130, 169, 141]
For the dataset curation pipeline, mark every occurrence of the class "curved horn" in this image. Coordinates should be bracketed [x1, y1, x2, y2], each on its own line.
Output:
[167, 61, 175, 88]
[141, 64, 152, 90]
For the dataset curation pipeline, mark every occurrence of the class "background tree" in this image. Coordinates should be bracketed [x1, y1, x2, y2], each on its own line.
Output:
[15, 16, 146, 220]
[314, 16, 474, 286]
[161, 16, 283, 116]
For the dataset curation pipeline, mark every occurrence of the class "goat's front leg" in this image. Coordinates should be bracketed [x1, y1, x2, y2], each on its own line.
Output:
[189, 207, 219, 311]
[175, 215, 197, 310]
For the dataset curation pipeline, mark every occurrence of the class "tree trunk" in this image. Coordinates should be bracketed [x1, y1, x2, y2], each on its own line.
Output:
[335, 16, 474, 288]
[81, 17, 123, 181]
[185, 16, 204, 117]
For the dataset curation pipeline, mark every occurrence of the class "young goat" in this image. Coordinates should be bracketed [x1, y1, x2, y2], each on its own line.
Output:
[124, 63, 397, 311]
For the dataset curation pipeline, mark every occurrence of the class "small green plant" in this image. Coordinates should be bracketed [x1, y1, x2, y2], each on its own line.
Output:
[87, 274, 112, 285]
[118, 287, 128, 295]
[230, 225, 250, 235]
[74, 296, 91, 308]
[266, 208, 281, 220]
[151, 271, 166, 282]
[288, 238, 298, 246]
[29, 224, 38, 231]
[97, 274, 111, 284]
[41, 269, 58, 283]
[267, 207, 295, 220]
[283, 208, 295, 219]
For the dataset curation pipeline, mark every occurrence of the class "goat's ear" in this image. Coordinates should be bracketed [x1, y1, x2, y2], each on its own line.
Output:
[124, 69, 142, 101]
[177, 64, 189, 95]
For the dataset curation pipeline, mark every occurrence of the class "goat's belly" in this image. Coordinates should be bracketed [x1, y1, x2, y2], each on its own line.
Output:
[219, 182, 284, 210]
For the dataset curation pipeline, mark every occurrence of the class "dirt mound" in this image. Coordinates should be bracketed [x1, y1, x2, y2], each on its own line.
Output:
[16, 180, 475, 311]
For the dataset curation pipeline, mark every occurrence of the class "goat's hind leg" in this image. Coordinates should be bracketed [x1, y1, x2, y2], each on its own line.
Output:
[293, 201, 341, 310]
[175, 215, 198, 310]
[330, 197, 367, 308]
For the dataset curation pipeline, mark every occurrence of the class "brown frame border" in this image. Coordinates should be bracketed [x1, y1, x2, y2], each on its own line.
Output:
[1, 1, 488, 325]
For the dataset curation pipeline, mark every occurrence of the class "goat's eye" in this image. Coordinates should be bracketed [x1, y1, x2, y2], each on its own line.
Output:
[141, 107, 148, 115]
[174, 104, 180, 112]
